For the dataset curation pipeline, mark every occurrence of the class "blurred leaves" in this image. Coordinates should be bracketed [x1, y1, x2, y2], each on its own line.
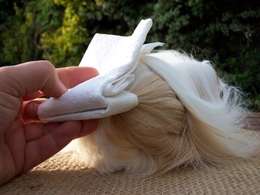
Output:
[0, 0, 259, 110]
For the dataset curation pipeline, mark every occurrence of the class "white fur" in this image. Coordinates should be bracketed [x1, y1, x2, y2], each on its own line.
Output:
[142, 51, 257, 156]
[66, 50, 259, 175]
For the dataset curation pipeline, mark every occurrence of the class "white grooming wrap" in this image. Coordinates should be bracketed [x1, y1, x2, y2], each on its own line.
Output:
[38, 19, 163, 122]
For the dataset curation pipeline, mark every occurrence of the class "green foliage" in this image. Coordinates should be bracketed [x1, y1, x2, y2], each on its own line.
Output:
[151, 0, 260, 111]
[0, 0, 63, 65]
[40, 0, 92, 66]
[0, 0, 259, 110]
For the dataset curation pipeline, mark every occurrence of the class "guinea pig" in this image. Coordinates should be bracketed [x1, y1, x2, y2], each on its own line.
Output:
[70, 50, 258, 175]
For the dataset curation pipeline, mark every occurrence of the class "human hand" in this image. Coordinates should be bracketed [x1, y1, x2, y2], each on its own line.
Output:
[0, 61, 98, 185]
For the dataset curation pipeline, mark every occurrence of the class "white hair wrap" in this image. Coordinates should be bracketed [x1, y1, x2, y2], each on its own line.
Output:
[38, 18, 163, 122]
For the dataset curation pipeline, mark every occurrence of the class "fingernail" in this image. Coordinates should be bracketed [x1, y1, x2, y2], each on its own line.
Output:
[24, 101, 40, 120]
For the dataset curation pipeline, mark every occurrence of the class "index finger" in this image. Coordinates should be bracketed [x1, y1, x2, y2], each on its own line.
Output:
[57, 66, 99, 88]
[23, 66, 99, 100]
[22, 66, 99, 121]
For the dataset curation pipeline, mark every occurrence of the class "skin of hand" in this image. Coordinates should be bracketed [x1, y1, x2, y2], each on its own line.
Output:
[0, 60, 99, 186]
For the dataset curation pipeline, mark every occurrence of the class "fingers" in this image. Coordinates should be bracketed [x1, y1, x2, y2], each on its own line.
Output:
[20, 64, 98, 121]
[23, 91, 44, 101]
[0, 91, 22, 133]
[0, 61, 68, 98]
[22, 100, 44, 123]
[77, 120, 98, 138]
[23, 119, 98, 172]
[57, 66, 99, 88]
[24, 119, 98, 142]
[0, 61, 63, 132]
[23, 121, 81, 172]
[22, 66, 98, 101]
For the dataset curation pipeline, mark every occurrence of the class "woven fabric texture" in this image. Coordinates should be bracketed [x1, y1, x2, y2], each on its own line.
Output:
[1, 130, 260, 195]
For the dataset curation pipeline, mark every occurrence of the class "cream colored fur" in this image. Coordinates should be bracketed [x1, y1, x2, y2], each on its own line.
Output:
[70, 50, 259, 175]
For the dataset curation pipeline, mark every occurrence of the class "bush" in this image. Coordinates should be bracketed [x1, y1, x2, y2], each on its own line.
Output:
[0, 0, 259, 110]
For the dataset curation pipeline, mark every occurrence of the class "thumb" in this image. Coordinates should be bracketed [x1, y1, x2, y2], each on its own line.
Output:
[0, 61, 66, 132]
[1, 60, 67, 98]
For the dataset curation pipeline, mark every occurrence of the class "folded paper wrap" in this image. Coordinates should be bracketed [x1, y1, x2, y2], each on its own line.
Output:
[38, 18, 163, 122]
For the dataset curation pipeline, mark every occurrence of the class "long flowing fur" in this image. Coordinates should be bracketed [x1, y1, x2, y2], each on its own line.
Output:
[71, 50, 259, 175]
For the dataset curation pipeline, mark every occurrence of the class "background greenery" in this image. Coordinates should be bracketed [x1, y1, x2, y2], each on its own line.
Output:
[0, 0, 259, 111]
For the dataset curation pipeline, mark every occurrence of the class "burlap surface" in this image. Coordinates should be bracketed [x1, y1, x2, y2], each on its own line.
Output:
[1, 130, 260, 195]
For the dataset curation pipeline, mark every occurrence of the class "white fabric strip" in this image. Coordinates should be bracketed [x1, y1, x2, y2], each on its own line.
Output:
[38, 18, 162, 122]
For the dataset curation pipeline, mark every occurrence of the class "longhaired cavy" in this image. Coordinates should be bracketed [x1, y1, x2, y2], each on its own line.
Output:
[69, 50, 258, 175]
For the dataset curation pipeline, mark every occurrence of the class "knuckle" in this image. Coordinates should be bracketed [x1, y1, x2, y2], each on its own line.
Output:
[39, 60, 55, 72]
